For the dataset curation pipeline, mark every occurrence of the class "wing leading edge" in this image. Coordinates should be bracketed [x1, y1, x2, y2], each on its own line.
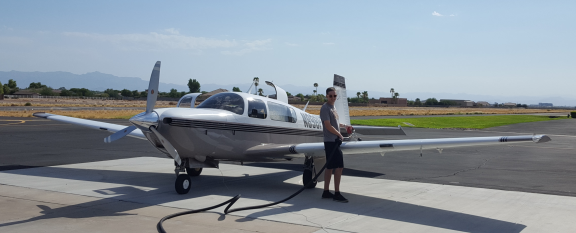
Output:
[245, 134, 551, 158]
[33, 112, 146, 140]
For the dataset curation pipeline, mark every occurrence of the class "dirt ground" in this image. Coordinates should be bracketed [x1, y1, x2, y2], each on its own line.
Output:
[0, 98, 570, 119]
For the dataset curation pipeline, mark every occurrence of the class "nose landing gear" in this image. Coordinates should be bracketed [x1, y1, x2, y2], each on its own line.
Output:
[175, 174, 191, 194]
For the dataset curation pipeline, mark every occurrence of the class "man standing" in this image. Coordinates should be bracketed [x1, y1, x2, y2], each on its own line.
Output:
[320, 87, 348, 203]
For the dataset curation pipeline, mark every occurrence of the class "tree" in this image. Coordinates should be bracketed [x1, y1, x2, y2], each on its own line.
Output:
[415, 98, 422, 106]
[232, 87, 241, 92]
[313, 89, 317, 96]
[3, 85, 10, 95]
[286, 91, 292, 97]
[40, 87, 55, 96]
[28, 82, 47, 89]
[296, 93, 304, 101]
[393, 92, 399, 104]
[169, 88, 180, 98]
[132, 90, 140, 98]
[7, 79, 17, 89]
[253, 77, 259, 95]
[317, 94, 326, 102]
[121, 89, 133, 97]
[313, 83, 318, 95]
[362, 91, 368, 101]
[257, 88, 264, 96]
[424, 98, 439, 105]
[105, 89, 120, 98]
[0, 81, 3, 95]
[140, 90, 148, 97]
[356, 92, 361, 99]
[187, 79, 201, 93]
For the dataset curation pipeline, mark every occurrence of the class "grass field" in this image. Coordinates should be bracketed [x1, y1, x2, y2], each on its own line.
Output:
[351, 115, 564, 129]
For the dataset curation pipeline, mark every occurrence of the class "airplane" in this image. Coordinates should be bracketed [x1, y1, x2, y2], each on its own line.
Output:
[33, 61, 552, 194]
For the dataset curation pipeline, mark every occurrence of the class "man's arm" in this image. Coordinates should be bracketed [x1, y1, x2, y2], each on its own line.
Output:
[324, 120, 343, 140]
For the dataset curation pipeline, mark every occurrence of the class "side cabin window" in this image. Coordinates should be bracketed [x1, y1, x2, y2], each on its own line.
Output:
[247, 98, 267, 119]
[177, 96, 193, 108]
[268, 101, 297, 123]
[196, 93, 244, 115]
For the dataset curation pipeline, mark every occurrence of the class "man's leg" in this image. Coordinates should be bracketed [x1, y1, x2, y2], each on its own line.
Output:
[334, 168, 343, 192]
[324, 168, 332, 190]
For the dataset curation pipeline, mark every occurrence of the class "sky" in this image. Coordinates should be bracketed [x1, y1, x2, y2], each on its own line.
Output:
[1, 1, 575, 104]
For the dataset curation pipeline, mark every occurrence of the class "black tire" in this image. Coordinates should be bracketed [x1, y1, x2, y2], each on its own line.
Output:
[186, 167, 203, 176]
[303, 169, 317, 189]
[175, 174, 191, 194]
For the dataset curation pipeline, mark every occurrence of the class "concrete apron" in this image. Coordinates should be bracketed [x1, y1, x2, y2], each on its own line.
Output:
[0, 157, 574, 233]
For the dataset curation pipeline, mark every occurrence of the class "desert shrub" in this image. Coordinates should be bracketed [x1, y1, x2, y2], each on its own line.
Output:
[25, 102, 32, 106]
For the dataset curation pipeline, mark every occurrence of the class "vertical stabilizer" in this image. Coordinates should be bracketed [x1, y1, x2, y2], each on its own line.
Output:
[333, 74, 351, 126]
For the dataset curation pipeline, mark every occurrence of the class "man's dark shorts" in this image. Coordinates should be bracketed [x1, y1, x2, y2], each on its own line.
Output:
[324, 142, 344, 169]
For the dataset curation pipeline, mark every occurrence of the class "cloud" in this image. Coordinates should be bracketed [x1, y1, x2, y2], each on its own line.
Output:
[432, 11, 443, 17]
[63, 31, 269, 55]
[322, 42, 336, 45]
[450, 14, 455, 17]
[285, 42, 299, 47]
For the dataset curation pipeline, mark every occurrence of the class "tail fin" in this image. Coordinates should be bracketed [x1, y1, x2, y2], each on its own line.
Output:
[333, 74, 351, 126]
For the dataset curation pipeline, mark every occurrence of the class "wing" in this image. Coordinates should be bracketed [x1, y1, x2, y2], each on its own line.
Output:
[33, 112, 146, 140]
[244, 135, 551, 159]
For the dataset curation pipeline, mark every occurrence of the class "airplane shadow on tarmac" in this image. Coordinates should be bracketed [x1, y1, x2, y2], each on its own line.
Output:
[0, 167, 526, 233]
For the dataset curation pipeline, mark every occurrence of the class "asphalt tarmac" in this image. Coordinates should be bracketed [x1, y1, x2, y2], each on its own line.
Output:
[1, 116, 575, 197]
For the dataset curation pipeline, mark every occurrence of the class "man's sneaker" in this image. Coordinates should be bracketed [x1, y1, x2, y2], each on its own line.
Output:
[322, 190, 334, 199]
[333, 192, 348, 203]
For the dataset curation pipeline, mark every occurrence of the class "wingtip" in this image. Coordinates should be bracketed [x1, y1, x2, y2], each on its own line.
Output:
[534, 135, 551, 143]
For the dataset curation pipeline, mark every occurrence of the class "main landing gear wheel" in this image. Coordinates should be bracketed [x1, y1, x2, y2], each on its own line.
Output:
[303, 157, 317, 189]
[186, 167, 203, 176]
[175, 174, 191, 194]
[303, 169, 317, 189]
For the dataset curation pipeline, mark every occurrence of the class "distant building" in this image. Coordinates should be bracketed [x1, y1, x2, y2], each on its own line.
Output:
[502, 102, 517, 107]
[12, 90, 40, 98]
[539, 103, 553, 107]
[439, 99, 474, 107]
[371, 97, 407, 107]
[475, 101, 490, 107]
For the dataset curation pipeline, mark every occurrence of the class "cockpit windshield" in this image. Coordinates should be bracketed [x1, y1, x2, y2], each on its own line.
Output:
[196, 93, 244, 115]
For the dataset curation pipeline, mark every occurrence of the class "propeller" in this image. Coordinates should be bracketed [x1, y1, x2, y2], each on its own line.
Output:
[104, 125, 137, 143]
[103, 61, 161, 143]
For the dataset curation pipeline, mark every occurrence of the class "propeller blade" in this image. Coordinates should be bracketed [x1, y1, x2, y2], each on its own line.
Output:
[149, 126, 182, 165]
[104, 125, 137, 143]
[146, 61, 161, 114]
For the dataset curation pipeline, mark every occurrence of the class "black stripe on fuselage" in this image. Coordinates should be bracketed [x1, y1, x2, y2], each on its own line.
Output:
[168, 118, 324, 137]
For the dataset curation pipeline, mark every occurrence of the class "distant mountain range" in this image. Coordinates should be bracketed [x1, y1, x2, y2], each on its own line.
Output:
[1, 70, 574, 106]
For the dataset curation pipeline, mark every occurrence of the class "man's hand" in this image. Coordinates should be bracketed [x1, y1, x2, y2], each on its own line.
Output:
[345, 125, 354, 135]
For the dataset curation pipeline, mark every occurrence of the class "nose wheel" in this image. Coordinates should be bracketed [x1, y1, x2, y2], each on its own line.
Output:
[175, 174, 191, 194]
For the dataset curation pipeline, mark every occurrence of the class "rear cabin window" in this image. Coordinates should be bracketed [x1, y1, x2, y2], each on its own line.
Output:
[268, 101, 297, 123]
[247, 98, 267, 119]
[177, 96, 193, 108]
[196, 93, 244, 115]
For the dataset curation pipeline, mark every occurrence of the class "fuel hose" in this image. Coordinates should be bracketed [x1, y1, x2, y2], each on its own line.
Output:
[157, 138, 343, 233]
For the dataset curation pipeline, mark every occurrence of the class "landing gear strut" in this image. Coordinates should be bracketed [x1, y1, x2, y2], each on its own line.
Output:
[303, 157, 317, 188]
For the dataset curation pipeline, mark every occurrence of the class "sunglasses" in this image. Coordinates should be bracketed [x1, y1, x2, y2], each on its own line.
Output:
[328, 95, 337, 98]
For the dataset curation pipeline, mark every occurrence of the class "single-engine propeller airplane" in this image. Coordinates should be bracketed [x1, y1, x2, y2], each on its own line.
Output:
[34, 61, 551, 194]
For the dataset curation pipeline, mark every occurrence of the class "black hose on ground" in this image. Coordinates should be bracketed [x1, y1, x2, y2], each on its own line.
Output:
[157, 138, 343, 233]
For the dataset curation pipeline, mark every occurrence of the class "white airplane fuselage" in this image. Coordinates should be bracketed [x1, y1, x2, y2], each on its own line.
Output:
[133, 92, 325, 162]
